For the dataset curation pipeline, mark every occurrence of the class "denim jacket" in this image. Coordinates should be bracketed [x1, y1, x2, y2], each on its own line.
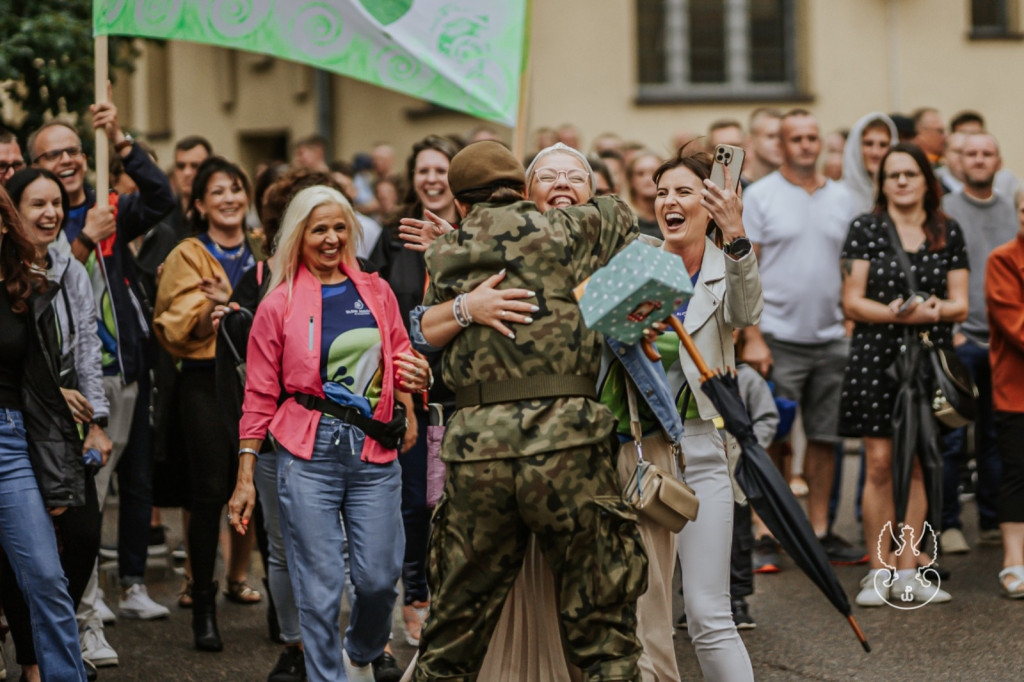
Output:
[409, 306, 683, 443]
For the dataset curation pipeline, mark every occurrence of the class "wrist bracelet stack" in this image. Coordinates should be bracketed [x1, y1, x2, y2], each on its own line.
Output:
[238, 447, 259, 458]
[453, 293, 473, 328]
[77, 232, 97, 250]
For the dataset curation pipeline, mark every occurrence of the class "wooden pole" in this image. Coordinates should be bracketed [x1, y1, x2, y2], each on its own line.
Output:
[94, 36, 109, 208]
[511, 0, 531, 161]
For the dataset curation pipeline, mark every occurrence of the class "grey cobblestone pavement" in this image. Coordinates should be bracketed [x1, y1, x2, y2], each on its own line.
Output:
[3, 452, 1022, 681]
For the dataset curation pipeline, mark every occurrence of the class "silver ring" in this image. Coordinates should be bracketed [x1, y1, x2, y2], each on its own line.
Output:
[500, 310, 506, 318]
[226, 513, 232, 522]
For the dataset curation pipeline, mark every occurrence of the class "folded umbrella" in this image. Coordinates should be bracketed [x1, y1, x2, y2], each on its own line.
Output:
[644, 317, 870, 653]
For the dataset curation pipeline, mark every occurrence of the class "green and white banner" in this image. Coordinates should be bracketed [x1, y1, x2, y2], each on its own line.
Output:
[94, 0, 528, 125]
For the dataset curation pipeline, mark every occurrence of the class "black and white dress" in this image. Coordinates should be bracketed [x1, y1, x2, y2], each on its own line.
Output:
[838, 213, 968, 437]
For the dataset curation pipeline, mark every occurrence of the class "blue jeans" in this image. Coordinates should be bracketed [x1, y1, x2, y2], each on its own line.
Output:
[0, 409, 86, 682]
[277, 418, 404, 682]
[942, 340, 1000, 531]
[254, 449, 301, 644]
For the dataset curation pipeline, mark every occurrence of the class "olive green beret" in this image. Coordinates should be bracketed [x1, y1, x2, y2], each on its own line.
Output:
[448, 140, 525, 196]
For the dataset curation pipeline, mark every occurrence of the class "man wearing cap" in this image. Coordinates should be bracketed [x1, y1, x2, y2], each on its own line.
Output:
[409, 140, 646, 681]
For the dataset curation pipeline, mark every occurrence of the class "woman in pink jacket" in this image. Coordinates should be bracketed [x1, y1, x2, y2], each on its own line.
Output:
[228, 186, 428, 682]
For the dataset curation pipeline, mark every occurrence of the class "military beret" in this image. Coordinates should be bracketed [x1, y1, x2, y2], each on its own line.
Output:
[448, 140, 525, 196]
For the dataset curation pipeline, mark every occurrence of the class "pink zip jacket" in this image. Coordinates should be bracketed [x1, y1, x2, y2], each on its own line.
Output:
[239, 261, 411, 463]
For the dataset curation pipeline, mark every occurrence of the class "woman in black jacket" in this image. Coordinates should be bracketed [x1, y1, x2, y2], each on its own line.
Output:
[0, 185, 88, 681]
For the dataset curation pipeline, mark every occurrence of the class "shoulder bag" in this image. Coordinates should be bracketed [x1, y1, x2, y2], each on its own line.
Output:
[620, 377, 699, 532]
[881, 216, 978, 428]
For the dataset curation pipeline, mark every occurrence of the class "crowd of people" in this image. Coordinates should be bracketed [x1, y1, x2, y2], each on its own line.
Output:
[0, 95, 1022, 682]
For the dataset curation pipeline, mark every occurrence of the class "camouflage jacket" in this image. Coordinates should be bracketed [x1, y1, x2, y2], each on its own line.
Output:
[422, 196, 638, 462]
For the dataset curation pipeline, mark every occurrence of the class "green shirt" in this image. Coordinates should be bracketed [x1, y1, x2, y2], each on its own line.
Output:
[424, 196, 638, 462]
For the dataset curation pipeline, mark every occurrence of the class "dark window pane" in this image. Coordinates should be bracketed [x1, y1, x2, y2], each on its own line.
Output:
[689, 0, 725, 83]
[972, 0, 1008, 30]
[749, 0, 787, 83]
[638, 0, 667, 84]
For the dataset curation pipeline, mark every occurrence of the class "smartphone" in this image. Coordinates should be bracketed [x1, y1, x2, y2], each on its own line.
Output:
[710, 144, 745, 192]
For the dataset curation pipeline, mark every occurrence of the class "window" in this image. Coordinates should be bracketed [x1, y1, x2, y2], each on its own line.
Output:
[637, 0, 799, 101]
[970, 0, 1020, 38]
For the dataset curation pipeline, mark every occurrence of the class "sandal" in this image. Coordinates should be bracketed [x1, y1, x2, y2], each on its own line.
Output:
[178, 578, 194, 609]
[225, 579, 262, 605]
[998, 566, 1024, 599]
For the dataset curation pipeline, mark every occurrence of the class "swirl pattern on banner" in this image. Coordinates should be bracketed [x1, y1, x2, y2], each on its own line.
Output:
[375, 47, 437, 95]
[134, 0, 186, 33]
[429, 8, 510, 115]
[207, 0, 273, 39]
[98, 0, 129, 25]
[286, 2, 355, 61]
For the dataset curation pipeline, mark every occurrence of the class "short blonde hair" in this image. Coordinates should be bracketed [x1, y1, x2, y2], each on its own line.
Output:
[268, 185, 362, 299]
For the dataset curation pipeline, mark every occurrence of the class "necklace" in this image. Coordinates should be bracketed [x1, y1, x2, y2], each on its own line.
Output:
[207, 236, 247, 261]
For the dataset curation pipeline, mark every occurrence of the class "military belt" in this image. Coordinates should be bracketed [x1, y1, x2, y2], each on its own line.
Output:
[455, 374, 597, 409]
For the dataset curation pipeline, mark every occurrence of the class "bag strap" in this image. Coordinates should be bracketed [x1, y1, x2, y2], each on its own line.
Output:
[289, 392, 406, 449]
[881, 214, 920, 294]
[624, 375, 685, 473]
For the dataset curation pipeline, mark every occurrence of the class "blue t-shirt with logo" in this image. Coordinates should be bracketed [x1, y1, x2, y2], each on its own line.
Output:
[320, 281, 383, 417]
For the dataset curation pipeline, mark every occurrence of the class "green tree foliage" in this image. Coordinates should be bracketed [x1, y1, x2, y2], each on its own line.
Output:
[0, 0, 136, 148]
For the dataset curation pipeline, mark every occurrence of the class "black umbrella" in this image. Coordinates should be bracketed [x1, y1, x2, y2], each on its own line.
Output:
[886, 330, 943, 531]
[644, 317, 871, 653]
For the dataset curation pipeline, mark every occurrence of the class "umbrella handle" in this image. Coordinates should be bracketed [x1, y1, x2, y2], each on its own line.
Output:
[641, 337, 661, 362]
[665, 316, 716, 382]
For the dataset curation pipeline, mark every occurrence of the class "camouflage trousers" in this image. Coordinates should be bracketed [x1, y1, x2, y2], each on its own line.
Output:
[413, 441, 648, 682]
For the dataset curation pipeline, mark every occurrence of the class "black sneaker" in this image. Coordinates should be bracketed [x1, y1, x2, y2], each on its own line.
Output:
[268, 646, 306, 682]
[820, 532, 868, 566]
[372, 651, 402, 682]
[84, 658, 99, 681]
[675, 612, 687, 630]
[731, 598, 756, 630]
[753, 536, 781, 574]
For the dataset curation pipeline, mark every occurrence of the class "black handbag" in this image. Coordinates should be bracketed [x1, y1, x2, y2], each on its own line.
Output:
[882, 216, 979, 428]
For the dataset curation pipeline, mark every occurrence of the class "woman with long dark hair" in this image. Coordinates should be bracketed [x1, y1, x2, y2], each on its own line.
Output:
[153, 156, 265, 651]
[840, 143, 968, 607]
[0, 185, 88, 681]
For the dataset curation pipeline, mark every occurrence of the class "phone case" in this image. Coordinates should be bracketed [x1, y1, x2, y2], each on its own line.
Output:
[710, 144, 745, 191]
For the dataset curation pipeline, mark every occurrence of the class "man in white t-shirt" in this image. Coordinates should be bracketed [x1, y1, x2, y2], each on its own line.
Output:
[741, 109, 866, 565]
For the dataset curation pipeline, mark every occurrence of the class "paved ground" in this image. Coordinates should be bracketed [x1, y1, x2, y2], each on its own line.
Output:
[3, 452, 1022, 681]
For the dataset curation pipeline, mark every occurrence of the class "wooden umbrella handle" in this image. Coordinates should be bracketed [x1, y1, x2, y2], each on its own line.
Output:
[665, 316, 716, 382]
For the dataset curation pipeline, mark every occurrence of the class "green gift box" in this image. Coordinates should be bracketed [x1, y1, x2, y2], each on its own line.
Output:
[574, 241, 694, 344]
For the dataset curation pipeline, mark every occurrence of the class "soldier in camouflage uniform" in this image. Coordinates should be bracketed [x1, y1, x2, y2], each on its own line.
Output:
[410, 141, 647, 682]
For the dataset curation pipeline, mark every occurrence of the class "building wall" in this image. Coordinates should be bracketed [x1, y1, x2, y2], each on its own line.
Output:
[126, 0, 1024, 182]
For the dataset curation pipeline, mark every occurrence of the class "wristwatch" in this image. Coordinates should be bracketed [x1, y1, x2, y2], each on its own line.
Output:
[723, 237, 751, 259]
[90, 417, 109, 429]
[113, 134, 134, 153]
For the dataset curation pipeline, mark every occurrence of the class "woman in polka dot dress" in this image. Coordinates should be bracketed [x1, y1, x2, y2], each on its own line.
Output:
[838, 143, 968, 607]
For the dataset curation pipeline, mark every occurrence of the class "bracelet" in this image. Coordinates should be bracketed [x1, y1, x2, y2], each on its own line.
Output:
[238, 447, 259, 458]
[452, 294, 471, 328]
[459, 293, 474, 325]
[76, 232, 97, 250]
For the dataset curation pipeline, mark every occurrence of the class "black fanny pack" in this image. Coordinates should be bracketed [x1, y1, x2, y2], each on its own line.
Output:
[290, 393, 408, 451]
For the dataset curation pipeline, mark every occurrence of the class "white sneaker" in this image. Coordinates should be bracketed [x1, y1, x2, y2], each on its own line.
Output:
[855, 569, 891, 607]
[80, 625, 119, 667]
[342, 648, 375, 682]
[119, 584, 170, 620]
[940, 528, 970, 554]
[95, 588, 117, 625]
[890, 570, 951, 604]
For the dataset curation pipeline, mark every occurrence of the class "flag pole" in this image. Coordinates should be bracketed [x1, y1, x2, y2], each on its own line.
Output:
[94, 35, 109, 208]
[512, 0, 532, 161]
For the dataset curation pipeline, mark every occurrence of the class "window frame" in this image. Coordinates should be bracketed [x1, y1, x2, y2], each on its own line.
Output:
[636, 0, 805, 103]
[968, 0, 1023, 40]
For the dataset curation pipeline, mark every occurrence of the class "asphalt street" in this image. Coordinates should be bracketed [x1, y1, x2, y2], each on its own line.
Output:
[3, 451, 1022, 681]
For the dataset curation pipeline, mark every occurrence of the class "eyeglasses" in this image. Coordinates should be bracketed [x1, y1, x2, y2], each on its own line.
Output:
[534, 169, 590, 186]
[884, 170, 922, 182]
[0, 160, 25, 175]
[33, 145, 83, 164]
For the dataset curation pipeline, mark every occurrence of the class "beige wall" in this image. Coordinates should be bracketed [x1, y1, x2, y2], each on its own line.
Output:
[123, 0, 1024, 182]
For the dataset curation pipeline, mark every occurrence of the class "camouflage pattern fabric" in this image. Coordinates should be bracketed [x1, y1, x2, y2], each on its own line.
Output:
[413, 441, 647, 682]
[422, 196, 638, 462]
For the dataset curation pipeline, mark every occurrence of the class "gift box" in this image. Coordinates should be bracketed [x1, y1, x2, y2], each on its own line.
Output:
[574, 241, 694, 344]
